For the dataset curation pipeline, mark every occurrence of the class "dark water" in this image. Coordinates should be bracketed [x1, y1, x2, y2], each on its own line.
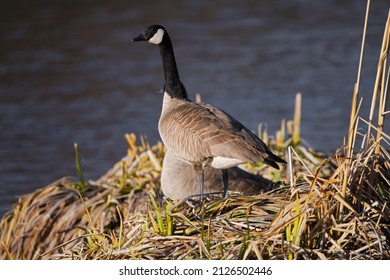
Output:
[1, 0, 389, 215]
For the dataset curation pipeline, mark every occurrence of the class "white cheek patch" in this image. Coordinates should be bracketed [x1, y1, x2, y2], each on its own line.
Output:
[149, 28, 164, 44]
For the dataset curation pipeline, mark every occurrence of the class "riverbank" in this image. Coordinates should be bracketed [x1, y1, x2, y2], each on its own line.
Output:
[1, 91, 388, 259]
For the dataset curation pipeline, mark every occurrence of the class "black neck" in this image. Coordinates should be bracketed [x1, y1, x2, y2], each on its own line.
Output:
[159, 34, 188, 100]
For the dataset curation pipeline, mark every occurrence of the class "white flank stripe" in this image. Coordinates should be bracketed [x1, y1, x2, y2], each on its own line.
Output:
[211, 156, 245, 169]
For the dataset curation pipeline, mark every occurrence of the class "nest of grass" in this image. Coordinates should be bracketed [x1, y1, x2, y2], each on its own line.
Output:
[1, 4, 389, 260]
[0, 130, 388, 260]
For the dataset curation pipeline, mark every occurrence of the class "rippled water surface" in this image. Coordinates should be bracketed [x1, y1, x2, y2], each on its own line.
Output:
[1, 0, 389, 214]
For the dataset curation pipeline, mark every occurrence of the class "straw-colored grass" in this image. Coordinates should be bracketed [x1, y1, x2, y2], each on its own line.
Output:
[0, 3, 389, 260]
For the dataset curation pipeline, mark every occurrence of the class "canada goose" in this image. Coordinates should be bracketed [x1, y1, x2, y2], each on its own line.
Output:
[132, 24, 286, 198]
[161, 150, 274, 200]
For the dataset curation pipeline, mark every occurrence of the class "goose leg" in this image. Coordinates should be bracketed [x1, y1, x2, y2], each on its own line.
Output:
[194, 164, 204, 200]
[222, 169, 228, 198]
[197, 171, 204, 200]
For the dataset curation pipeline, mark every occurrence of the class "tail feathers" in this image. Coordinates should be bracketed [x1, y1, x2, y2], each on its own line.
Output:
[271, 153, 287, 164]
[264, 153, 287, 169]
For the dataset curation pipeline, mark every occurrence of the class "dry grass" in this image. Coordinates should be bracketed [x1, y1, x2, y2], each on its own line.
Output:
[1, 3, 389, 260]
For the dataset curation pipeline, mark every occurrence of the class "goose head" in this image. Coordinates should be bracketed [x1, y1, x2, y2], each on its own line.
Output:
[132, 24, 188, 100]
[132, 24, 166, 45]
